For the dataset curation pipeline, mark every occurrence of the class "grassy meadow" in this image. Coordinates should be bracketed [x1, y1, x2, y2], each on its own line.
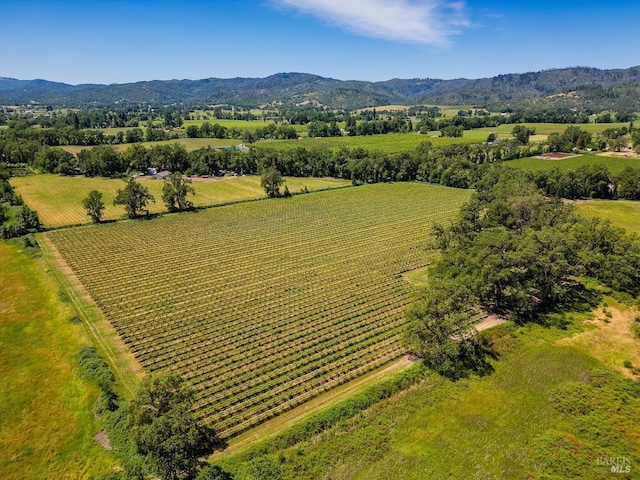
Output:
[46, 183, 471, 438]
[0, 241, 117, 479]
[10, 174, 351, 227]
[573, 199, 640, 235]
[505, 154, 640, 174]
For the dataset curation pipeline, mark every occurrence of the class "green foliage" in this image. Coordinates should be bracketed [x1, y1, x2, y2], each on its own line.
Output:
[511, 124, 535, 145]
[161, 172, 195, 212]
[407, 162, 640, 372]
[260, 166, 284, 198]
[196, 465, 233, 480]
[129, 374, 216, 480]
[82, 189, 106, 222]
[632, 130, 640, 153]
[616, 167, 640, 200]
[77, 346, 115, 394]
[0, 202, 8, 225]
[440, 125, 464, 137]
[1, 202, 42, 239]
[113, 178, 155, 219]
[405, 279, 491, 379]
[547, 125, 593, 152]
[239, 456, 282, 480]
[219, 323, 606, 480]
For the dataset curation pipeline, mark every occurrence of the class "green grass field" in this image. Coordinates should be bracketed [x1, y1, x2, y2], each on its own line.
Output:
[58, 137, 244, 155]
[256, 132, 477, 154]
[0, 242, 117, 479]
[10, 174, 351, 227]
[505, 154, 640, 174]
[573, 199, 640, 235]
[46, 183, 471, 439]
[218, 306, 640, 479]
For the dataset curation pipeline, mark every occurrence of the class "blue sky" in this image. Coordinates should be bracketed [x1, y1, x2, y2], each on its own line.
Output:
[1, 0, 639, 84]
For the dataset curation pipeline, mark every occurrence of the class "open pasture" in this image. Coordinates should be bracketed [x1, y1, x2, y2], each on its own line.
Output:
[10, 174, 350, 227]
[46, 183, 471, 438]
[0, 242, 116, 479]
[256, 132, 477, 154]
[573, 199, 640, 235]
[505, 154, 640, 174]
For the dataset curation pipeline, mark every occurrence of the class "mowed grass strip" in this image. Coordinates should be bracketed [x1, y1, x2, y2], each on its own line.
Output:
[10, 174, 351, 227]
[0, 242, 116, 479]
[505, 154, 640, 174]
[47, 183, 471, 437]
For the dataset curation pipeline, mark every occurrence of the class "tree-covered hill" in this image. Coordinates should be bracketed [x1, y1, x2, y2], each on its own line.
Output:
[1, 66, 640, 110]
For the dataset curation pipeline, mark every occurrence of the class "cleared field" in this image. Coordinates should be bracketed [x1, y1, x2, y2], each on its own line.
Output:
[10, 174, 350, 227]
[256, 133, 477, 154]
[505, 154, 640, 174]
[58, 137, 243, 155]
[573, 199, 640, 235]
[46, 183, 471, 438]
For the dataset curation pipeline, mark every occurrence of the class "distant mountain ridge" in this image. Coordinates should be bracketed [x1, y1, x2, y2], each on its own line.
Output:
[1, 66, 640, 110]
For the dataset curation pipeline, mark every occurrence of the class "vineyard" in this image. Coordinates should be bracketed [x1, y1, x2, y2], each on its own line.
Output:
[505, 154, 640, 174]
[256, 132, 477, 154]
[46, 183, 471, 438]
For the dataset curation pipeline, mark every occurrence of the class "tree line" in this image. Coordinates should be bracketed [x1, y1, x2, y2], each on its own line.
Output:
[0, 164, 41, 238]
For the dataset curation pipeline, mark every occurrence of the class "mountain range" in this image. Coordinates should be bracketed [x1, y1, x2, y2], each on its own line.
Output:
[2, 66, 640, 111]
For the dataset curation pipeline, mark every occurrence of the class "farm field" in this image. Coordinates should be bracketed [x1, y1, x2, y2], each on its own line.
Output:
[0, 242, 116, 479]
[256, 132, 477, 153]
[505, 154, 640, 174]
[58, 137, 244, 155]
[10, 174, 350, 227]
[45, 183, 471, 438]
[573, 199, 640, 235]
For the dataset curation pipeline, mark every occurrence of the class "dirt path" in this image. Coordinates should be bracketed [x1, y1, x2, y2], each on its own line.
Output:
[475, 315, 508, 331]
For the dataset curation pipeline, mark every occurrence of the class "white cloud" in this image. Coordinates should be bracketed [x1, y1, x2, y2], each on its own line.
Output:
[272, 0, 469, 46]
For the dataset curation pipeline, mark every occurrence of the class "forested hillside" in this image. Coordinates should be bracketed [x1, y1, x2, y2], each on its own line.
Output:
[2, 66, 640, 110]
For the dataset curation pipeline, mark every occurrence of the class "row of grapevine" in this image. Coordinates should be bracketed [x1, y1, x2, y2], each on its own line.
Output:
[47, 182, 471, 437]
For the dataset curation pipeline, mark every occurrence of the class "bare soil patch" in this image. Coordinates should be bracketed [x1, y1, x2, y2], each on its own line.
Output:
[93, 431, 112, 450]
